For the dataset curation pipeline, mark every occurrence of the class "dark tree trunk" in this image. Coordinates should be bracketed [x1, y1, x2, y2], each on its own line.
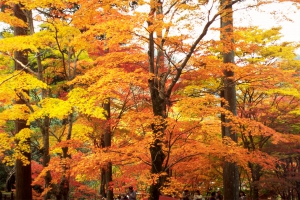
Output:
[148, 42, 167, 199]
[26, 11, 53, 198]
[56, 113, 73, 200]
[100, 168, 106, 198]
[104, 100, 113, 200]
[148, 96, 166, 200]
[220, 1, 239, 200]
[100, 99, 113, 200]
[249, 163, 261, 200]
[147, 1, 167, 198]
[13, 4, 33, 200]
[105, 162, 113, 200]
[56, 147, 70, 200]
[42, 117, 52, 200]
[15, 121, 32, 200]
[37, 49, 52, 197]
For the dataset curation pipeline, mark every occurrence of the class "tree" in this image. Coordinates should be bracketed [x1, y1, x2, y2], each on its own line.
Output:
[233, 26, 300, 199]
[220, 0, 239, 199]
[13, 4, 33, 200]
[2, 0, 300, 199]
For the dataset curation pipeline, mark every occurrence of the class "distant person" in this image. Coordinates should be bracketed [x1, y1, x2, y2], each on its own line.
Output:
[239, 191, 246, 200]
[193, 190, 203, 200]
[182, 190, 190, 200]
[210, 191, 217, 200]
[127, 186, 136, 200]
[216, 191, 223, 200]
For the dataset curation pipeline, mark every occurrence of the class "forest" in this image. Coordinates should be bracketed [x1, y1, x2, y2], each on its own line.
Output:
[0, 0, 300, 200]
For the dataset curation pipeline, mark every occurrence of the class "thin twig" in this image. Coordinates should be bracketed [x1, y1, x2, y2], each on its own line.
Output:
[0, 69, 25, 86]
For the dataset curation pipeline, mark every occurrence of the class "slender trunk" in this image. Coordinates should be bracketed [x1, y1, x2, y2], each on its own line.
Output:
[149, 97, 166, 200]
[148, 55, 167, 200]
[25, 9, 53, 198]
[220, 1, 239, 200]
[13, 4, 33, 200]
[42, 117, 52, 199]
[249, 163, 261, 200]
[104, 99, 113, 200]
[40, 69, 52, 199]
[38, 48, 52, 200]
[100, 99, 113, 199]
[57, 113, 73, 200]
[147, 0, 167, 198]
[105, 162, 113, 200]
[99, 122, 106, 197]
[100, 168, 106, 197]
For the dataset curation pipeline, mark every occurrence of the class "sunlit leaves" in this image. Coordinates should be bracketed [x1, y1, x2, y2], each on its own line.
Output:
[0, 11, 27, 27]
[0, 131, 13, 159]
[0, 71, 48, 105]
[67, 88, 106, 119]
[3, 128, 32, 166]
[28, 98, 73, 123]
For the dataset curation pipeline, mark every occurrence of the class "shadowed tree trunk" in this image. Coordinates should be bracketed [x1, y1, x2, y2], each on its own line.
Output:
[27, 10, 53, 199]
[100, 99, 113, 200]
[249, 163, 261, 200]
[104, 99, 113, 200]
[13, 4, 33, 200]
[220, 0, 239, 199]
[56, 113, 73, 200]
[37, 45, 52, 200]
[41, 117, 52, 200]
[147, 1, 168, 199]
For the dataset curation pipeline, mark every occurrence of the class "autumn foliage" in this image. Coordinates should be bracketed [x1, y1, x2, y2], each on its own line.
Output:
[0, 0, 300, 199]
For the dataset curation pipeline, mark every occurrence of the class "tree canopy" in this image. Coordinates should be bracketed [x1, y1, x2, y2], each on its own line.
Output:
[0, 0, 300, 199]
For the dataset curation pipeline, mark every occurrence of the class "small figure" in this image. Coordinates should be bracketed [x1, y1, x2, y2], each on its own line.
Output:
[182, 190, 190, 200]
[239, 191, 246, 200]
[127, 186, 136, 200]
[216, 191, 223, 200]
[193, 190, 203, 200]
[209, 191, 217, 200]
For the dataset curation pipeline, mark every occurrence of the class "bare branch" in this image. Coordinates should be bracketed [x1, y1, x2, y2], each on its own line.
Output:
[7, 52, 38, 76]
[0, 69, 25, 86]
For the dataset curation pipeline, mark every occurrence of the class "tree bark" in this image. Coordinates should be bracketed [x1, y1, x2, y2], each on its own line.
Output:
[56, 113, 73, 200]
[13, 4, 33, 200]
[249, 163, 261, 200]
[100, 167, 106, 198]
[104, 99, 113, 200]
[220, 0, 239, 200]
[147, 0, 168, 198]
[42, 117, 52, 200]
[100, 99, 113, 200]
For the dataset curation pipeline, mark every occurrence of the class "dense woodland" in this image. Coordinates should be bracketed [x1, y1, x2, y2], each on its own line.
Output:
[0, 0, 300, 199]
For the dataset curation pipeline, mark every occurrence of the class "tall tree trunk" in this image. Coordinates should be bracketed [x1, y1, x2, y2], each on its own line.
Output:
[100, 167, 106, 198]
[147, 0, 167, 198]
[249, 163, 261, 200]
[13, 4, 33, 200]
[57, 113, 73, 200]
[104, 99, 113, 200]
[37, 47, 52, 200]
[28, 11, 53, 198]
[99, 99, 113, 200]
[220, 1, 239, 200]
[42, 117, 52, 200]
